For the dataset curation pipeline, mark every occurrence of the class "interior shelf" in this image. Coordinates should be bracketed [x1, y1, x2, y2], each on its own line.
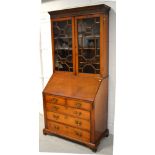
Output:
[54, 37, 72, 39]
[79, 48, 100, 50]
[55, 48, 72, 50]
[78, 35, 100, 38]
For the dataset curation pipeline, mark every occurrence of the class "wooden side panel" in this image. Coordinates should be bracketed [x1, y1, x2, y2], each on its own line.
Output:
[100, 15, 104, 76]
[102, 14, 109, 77]
[42, 93, 48, 129]
[90, 103, 95, 143]
[94, 78, 108, 142]
[51, 19, 55, 73]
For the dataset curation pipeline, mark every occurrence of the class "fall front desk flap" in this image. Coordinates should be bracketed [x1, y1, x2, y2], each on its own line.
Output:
[43, 72, 102, 102]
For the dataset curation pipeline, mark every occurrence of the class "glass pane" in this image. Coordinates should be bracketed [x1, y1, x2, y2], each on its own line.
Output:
[53, 19, 73, 72]
[77, 17, 100, 74]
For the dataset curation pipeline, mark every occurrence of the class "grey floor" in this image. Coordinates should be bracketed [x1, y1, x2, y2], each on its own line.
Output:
[39, 114, 113, 154]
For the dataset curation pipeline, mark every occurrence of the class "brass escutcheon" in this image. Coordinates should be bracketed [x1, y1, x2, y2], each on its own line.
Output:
[53, 114, 59, 120]
[51, 98, 58, 103]
[75, 102, 81, 108]
[74, 111, 82, 116]
[75, 131, 82, 137]
[54, 125, 59, 130]
[75, 120, 82, 126]
[52, 106, 59, 111]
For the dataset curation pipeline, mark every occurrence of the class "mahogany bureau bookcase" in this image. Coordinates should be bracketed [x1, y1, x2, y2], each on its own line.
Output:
[42, 4, 110, 152]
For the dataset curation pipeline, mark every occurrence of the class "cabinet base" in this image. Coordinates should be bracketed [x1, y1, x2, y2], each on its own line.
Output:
[43, 128, 109, 152]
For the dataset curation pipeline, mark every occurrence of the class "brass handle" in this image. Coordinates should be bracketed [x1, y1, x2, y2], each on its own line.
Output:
[54, 125, 59, 130]
[51, 98, 58, 103]
[74, 111, 82, 116]
[75, 102, 81, 108]
[75, 131, 82, 137]
[53, 114, 59, 120]
[75, 120, 82, 126]
[52, 106, 59, 111]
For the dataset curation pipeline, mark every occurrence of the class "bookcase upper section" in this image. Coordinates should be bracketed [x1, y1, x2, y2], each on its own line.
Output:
[48, 4, 110, 78]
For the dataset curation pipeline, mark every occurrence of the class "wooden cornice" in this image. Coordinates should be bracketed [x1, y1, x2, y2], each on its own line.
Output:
[48, 4, 110, 18]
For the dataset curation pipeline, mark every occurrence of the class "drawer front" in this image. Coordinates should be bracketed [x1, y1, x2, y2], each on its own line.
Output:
[47, 121, 90, 142]
[47, 112, 90, 131]
[45, 95, 65, 106]
[46, 103, 90, 120]
[67, 99, 91, 111]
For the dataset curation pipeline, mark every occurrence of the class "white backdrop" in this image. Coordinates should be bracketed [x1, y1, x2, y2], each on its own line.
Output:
[40, 0, 116, 135]
[1, 0, 155, 155]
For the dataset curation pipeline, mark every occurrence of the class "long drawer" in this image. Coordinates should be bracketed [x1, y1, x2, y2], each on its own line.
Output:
[46, 103, 90, 120]
[46, 111, 90, 131]
[47, 120, 90, 142]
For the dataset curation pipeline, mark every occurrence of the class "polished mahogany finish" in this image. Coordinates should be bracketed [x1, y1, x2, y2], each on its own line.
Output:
[43, 4, 110, 152]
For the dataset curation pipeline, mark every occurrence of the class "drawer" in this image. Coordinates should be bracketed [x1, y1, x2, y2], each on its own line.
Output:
[47, 121, 90, 142]
[67, 99, 91, 111]
[45, 95, 65, 106]
[46, 103, 90, 120]
[46, 111, 90, 131]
